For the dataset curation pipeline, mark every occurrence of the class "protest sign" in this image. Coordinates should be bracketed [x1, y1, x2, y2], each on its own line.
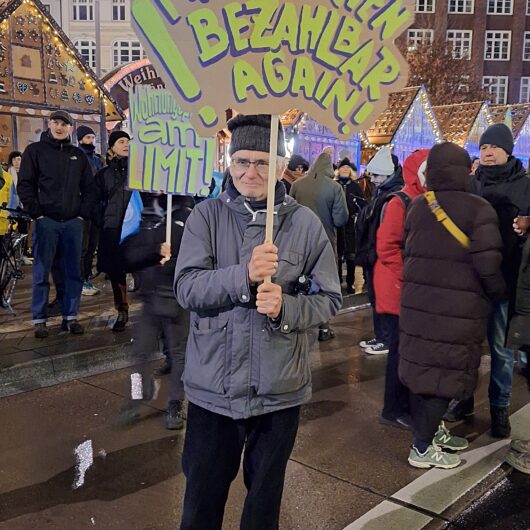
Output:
[128, 85, 215, 197]
[131, 0, 414, 140]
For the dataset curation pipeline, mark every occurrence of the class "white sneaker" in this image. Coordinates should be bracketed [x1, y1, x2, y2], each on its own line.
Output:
[82, 281, 100, 296]
[365, 343, 389, 355]
[359, 338, 378, 348]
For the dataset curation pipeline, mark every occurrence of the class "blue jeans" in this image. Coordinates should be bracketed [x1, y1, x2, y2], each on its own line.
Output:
[32, 217, 83, 323]
[488, 300, 514, 408]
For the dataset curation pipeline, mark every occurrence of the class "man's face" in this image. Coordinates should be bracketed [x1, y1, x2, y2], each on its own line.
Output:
[294, 165, 305, 176]
[112, 137, 129, 158]
[480, 144, 509, 166]
[12, 156, 21, 171]
[81, 134, 96, 146]
[49, 118, 72, 140]
[369, 173, 388, 187]
[230, 149, 285, 201]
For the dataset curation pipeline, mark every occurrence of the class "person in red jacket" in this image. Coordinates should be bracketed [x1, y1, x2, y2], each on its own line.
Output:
[374, 149, 429, 430]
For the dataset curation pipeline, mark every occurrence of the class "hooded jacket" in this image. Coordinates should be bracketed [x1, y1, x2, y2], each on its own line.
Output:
[399, 143, 506, 400]
[79, 142, 104, 175]
[335, 175, 366, 257]
[289, 152, 348, 249]
[17, 130, 95, 221]
[374, 150, 428, 315]
[472, 157, 530, 302]
[174, 181, 342, 420]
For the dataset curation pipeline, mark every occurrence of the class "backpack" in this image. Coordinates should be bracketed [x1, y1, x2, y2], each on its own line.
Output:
[354, 191, 411, 267]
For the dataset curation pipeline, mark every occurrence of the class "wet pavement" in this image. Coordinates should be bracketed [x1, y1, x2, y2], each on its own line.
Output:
[1, 308, 529, 529]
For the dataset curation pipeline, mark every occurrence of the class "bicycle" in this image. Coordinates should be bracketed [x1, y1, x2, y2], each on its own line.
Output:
[0, 206, 31, 316]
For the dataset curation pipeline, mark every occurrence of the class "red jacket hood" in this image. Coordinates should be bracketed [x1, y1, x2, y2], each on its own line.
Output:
[402, 149, 429, 197]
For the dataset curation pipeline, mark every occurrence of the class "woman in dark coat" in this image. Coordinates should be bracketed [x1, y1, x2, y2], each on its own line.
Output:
[95, 131, 132, 331]
[399, 142, 506, 469]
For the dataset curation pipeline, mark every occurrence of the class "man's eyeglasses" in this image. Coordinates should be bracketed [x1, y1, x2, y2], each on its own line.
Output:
[231, 158, 270, 176]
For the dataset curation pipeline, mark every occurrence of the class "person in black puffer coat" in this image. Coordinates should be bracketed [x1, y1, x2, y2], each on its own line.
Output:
[119, 195, 192, 429]
[95, 131, 132, 332]
[335, 158, 366, 293]
[399, 142, 505, 470]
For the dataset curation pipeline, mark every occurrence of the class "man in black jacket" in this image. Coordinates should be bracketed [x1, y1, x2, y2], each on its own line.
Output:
[469, 123, 530, 437]
[17, 110, 96, 338]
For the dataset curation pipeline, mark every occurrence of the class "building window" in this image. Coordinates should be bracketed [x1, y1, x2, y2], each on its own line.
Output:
[112, 0, 126, 21]
[524, 32, 530, 61]
[74, 40, 96, 69]
[483, 76, 508, 104]
[527, 0, 530, 15]
[484, 31, 511, 61]
[415, 0, 435, 12]
[447, 30, 472, 59]
[448, 0, 474, 13]
[407, 29, 434, 51]
[520, 78, 530, 103]
[487, 0, 512, 14]
[72, 0, 94, 21]
[113, 41, 145, 67]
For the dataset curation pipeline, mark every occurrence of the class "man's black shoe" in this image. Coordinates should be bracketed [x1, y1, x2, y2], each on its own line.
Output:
[491, 405, 511, 438]
[443, 396, 475, 422]
[61, 319, 84, 335]
[318, 328, 336, 342]
[34, 322, 49, 339]
[47, 299, 63, 317]
[112, 310, 128, 332]
[166, 400, 184, 430]
[379, 414, 412, 431]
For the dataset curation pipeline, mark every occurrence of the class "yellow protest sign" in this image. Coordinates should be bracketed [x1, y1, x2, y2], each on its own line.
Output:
[131, 0, 414, 140]
[128, 86, 215, 196]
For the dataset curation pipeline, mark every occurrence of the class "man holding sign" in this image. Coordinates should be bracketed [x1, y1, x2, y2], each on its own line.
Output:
[174, 115, 341, 529]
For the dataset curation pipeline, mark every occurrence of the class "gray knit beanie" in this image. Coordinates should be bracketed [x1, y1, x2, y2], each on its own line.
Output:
[228, 114, 286, 157]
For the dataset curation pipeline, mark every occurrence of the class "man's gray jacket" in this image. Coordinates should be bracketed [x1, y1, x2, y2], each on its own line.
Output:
[174, 191, 342, 420]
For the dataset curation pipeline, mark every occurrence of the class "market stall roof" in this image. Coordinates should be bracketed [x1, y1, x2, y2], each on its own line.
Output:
[432, 101, 491, 146]
[0, 0, 124, 121]
[363, 86, 421, 145]
[490, 104, 530, 138]
[280, 109, 303, 129]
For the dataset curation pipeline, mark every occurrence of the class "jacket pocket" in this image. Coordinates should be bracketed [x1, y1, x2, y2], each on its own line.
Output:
[257, 328, 310, 396]
[184, 318, 229, 395]
[275, 251, 304, 292]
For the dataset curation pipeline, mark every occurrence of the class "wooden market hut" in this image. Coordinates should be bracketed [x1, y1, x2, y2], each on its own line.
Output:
[281, 109, 361, 168]
[361, 86, 442, 166]
[433, 101, 493, 159]
[490, 104, 530, 167]
[0, 0, 124, 163]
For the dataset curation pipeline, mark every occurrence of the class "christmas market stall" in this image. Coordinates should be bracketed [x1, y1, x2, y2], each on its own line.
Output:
[0, 0, 124, 162]
[433, 101, 493, 159]
[360, 86, 442, 166]
[491, 104, 530, 167]
[282, 110, 361, 167]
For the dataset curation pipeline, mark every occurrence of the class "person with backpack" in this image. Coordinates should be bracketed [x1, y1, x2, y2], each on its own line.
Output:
[119, 195, 191, 429]
[355, 146, 405, 355]
[335, 158, 366, 294]
[400, 142, 505, 469]
[375, 150, 429, 431]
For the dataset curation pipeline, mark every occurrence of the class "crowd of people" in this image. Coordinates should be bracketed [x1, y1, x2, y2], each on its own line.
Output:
[2, 111, 530, 529]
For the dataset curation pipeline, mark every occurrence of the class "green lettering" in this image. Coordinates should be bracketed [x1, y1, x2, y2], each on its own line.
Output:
[351, 101, 374, 126]
[291, 56, 316, 99]
[223, 3, 250, 54]
[334, 17, 361, 56]
[263, 52, 290, 95]
[248, 0, 277, 50]
[269, 3, 298, 52]
[315, 10, 341, 68]
[299, 5, 328, 52]
[370, 1, 412, 39]
[186, 8, 229, 65]
[232, 60, 268, 102]
[339, 40, 374, 85]
[128, 142, 142, 190]
[314, 70, 334, 101]
[166, 120, 199, 148]
[321, 79, 360, 121]
[185, 149, 204, 194]
[138, 117, 167, 144]
[359, 47, 401, 100]
[152, 146, 181, 192]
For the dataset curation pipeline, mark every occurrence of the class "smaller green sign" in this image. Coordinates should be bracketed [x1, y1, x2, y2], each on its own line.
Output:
[128, 86, 215, 197]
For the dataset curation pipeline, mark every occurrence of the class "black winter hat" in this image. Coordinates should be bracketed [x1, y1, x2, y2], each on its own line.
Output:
[228, 114, 286, 157]
[49, 109, 73, 125]
[288, 154, 309, 172]
[77, 125, 96, 142]
[108, 130, 130, 149]
[338, 157, 357, 171]
[479, 123, 514, 155]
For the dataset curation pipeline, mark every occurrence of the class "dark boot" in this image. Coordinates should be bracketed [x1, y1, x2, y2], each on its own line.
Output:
[443, 396, 474, 422]
[491, 405, 511, 438]
[34, 322, 49, 339]
[61, 319, 84, 335]
[318, 328, 336, 342]
[112, 310, 128, 332]
[166, 400, 184, 430]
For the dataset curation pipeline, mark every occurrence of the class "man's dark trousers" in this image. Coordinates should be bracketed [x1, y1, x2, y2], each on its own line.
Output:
[32, 217, 83, 322]
[180, 403, 300, 530]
